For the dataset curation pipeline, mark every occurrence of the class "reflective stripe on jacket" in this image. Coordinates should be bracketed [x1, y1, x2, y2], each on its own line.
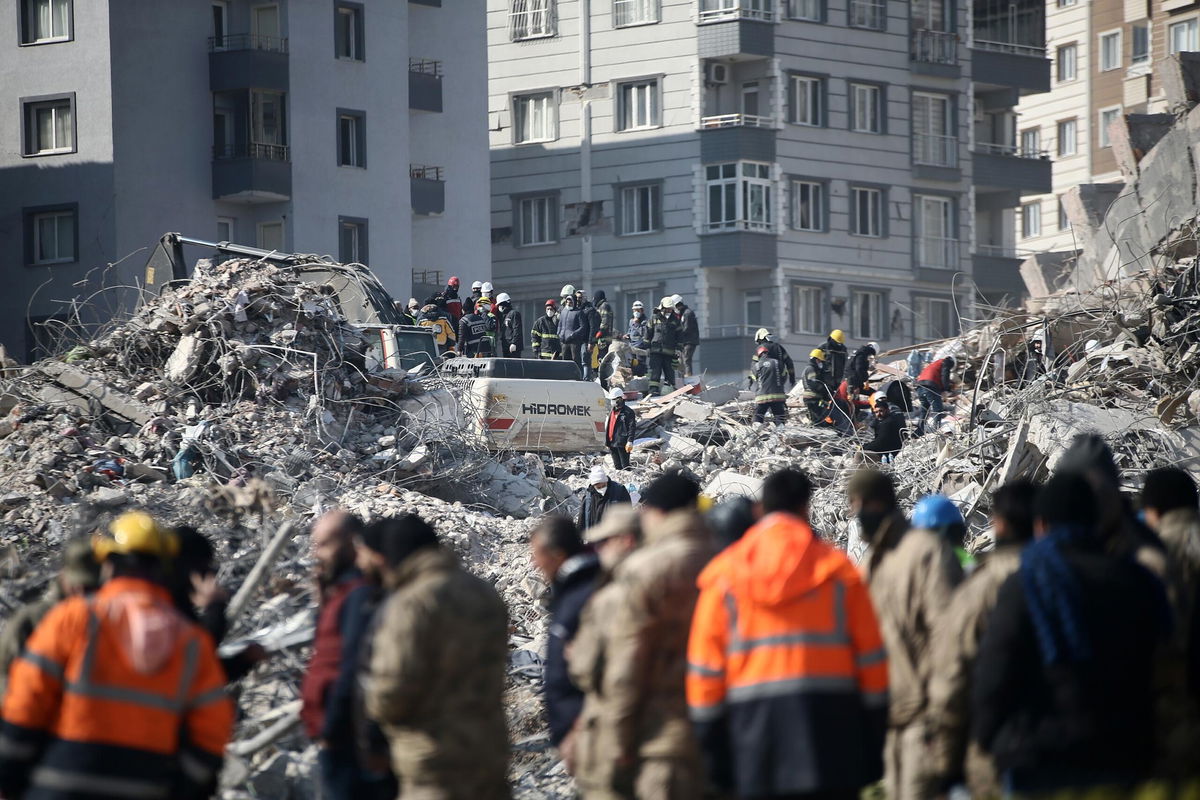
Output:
[0, 578, 233, 800]
[531, 315, 561, 357]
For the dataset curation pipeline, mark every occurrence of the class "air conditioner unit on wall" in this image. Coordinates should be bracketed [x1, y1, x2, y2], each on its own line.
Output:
[706, 63, 729, 85]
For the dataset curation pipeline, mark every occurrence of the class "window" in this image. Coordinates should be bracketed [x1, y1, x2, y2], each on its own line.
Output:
[253, 4, 280, 37]
[788, 0, 821, 22]
[790, 180, 825, 231]
[618, 184, 660, 235]
[1020, 127, 1040, 157]
[1058, 196, 1070, 230]
[1056, 43, 1077, 81]
[518, 195, 557, 245]
[258, 221, 284, 251]
[252, 90, 286, 147]
[1021, 201, 1041, 239]
[914, 296, 953, 341]
[335, 4, 364, 61]
[793, 285, 825, 335]
[705, 162, 774, 232]
[851, 290, 883, 340]
[742, 82, 760, 117]
[788, 75, 823, 126]
[1099, 30, 1121, 71]
[22, 96, 74, 156]
[26, 207, 76, 265]
[1057, 0, 1076, 6]
[848, 0, 885, 29]
[339, 217, 367, 264]
[1056, 118, 1077, 156]
[217, 217, 235, 243]
[614, 0, 658, 25]
[915, 195, 955, 268]
[20, 0, 71, 44]
[850, 186, 883, 237]
[850, 83, 882, 133]
[510, 0, 555, 39]
[744, 291, 763, 327]
[1131, 24, 1149, 64]
[1099, 106, 1122, 148]
[514, 92, 556, 143]
[616, 79, 659, 131]
[912, 92, 955, 167]
[212, 2, 228, 49]
[337, 111, 365, 167]
[1170, 19, 1198, 54]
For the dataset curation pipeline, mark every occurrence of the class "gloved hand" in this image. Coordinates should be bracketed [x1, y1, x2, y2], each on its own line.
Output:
[509, 344, 517, 353]
[625, 443, 633, 453]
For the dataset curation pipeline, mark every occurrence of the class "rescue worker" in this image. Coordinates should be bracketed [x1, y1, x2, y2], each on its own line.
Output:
[577, 466, 633, 532]
[423, 276, 463, 323]
[863, 399, 904, 460]
[926, 480, 1037, 799]
[0, 538, 100, 697]
[559, 291, 589, 375]
[529, 517, 601, 755]
[845, 341, 878, 394]
[877, 377, 914, 414]
[605, 387, 636, 471]
[915, 494, 974, 572]
[801, 349, 836, 425]
[302, 511, 378, 800]
[593, 290, 615, 366]
[750, 329, 796, 388]
[531, 299, 561, 360]
[674, 295, 699, 380]
[458, 299, 496, 358]
[855, 476, 963, 800]
[467, 281, 484, 314]
[824, 329, 849, 384]
[480, 281, 495, 307]
[362, 513, 510, 799]
[496, 293, 524, 358]
[752, 345, 787, 425]
[575, 290, 601, 381]
[0, 511, 234, 800]
[626, 301, 648, 377]
[417, 303, 457, 354]
[1013, 338, 1046, 387]
[688, 469, 888, 798]
[647, 298, 681, 396]
[915, 354, 956, 436]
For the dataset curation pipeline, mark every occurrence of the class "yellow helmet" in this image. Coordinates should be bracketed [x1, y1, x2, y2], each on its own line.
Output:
[755, 327, 770, 342]
[810, 348, 826, 360]
[94, 511, 179, 560]
[829, 329, 846, 344]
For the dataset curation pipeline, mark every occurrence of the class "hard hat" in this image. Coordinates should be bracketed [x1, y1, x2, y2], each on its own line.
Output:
[495, 292, 511, 305]
[810, 348, 826, 360]
[545, 298, 558, 307]
[670, 294, 684, 307]
[588, 466, 609, 485]
[870, 391, 886, 408]
[756, 345, 769, 356]
[632, 300, 644, 310]
[911, 495, 964, 531]
[482, 281, 494, 294]
[830, 329, 846, 344]
[94, 511, 179, 560]
[408, 297, 419, 308]
[607, 387, 624, 400]
[561, 284, 576, 298]
[448, 276, 460, 288]
[755, 328, 770, 342]
[471, 281, 483, 291]
[660, 297, 674, 309]
[867, 341, 879, 354]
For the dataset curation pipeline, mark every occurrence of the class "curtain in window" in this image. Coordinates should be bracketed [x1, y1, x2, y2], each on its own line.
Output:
[34, 0, 69, 39]
[615, 0, 656, 25]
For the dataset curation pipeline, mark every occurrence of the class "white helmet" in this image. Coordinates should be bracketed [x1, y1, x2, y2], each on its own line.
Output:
[631, 300, 644, 310]
[867, 341, 879, 354]
[471, 281, 482, 291]
[495, 292, 511, 304]
[607, 387, 624, 400]
[755, 327, 770, 342]
[561, 284, 576, 298]
[481, 281, 494, 294]
[670, 294, 683, 307]
[660, 297, 674, 309]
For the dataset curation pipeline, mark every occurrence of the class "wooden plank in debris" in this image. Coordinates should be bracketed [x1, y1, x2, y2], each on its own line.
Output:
[37, 362, 157, 426]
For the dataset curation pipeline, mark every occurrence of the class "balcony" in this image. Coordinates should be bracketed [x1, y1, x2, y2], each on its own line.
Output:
[916, 236, 960, 269]
[698, 0, 776, 23]
[911, 29, 959, 76]
[973, 143, 1052, 194]
[212, 143, 291, 203]
[696, 2, 775, 58]
[411, 165, 445, 216]
[972, 248, 1026, 295]
[700, 231, 777, 268]
[208, 34, 289, 93]
[700, 113, 773, 129]
[409, 59, 443, 113]
[971, 40, 1050, 95]
[701, 325, 760, 373]
[848, 0, 886, 30]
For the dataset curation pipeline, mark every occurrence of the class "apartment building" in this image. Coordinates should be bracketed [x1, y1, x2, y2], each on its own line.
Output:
[0, 0, 489, 360]
[488, 0, 1050, 375]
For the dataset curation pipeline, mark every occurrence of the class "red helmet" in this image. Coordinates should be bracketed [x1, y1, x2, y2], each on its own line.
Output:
[447, 276, 460, 288]
[756, 345, 769, 356]
[545, 299, 558, 307]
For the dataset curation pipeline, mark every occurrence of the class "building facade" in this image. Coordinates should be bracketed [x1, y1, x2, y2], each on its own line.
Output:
[488, 0, 1050, 375]
[0, 0, 489, 360]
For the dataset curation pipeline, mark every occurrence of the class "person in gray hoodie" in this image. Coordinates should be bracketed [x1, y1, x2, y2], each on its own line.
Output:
[558, 295, 588, 378]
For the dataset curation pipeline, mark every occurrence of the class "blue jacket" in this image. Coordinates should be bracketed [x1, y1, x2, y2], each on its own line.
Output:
[544, 553, 602, 745]
[558, 305, 588, 345]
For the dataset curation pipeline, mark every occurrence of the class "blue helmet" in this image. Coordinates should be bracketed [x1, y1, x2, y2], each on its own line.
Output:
[911, 494, 964, 530]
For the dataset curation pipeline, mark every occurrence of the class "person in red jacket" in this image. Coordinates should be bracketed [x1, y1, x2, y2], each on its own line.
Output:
[916, 355, 956, 436]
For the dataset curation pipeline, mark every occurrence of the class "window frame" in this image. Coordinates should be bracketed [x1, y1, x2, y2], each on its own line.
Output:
[1169, 17, 1198, 55]
[613, 0, 660, 27]
[788, 73, 826, 127]
[512, 90, 558, 144]
[615, 181, 663, 236]
[849, 82, 884, 134]
[18, 0, 73, 45]
[847, 0, 886, 30]
[1056, 117, 1078, 157]
[850, 288, 885, 341]
[1131, 23, 1149, 65]
[515, 192, 560, 247]
[336, 108, 366, 168]
[849, 185, 885, 238]
[791, 283, 828, 335]
[913, 192, 957, 269]
[912, 294, 955, 341]
[1019, 127, 1040, 157]
[257, 220, 285, 251]
[334, 2, 366, 62]
[1020, 201, 1042, 239]
[338, 216, 369, 265]
[789, 178, 827, 232]
[1098, 29, 1122, 72]
[20, 92, 76, 157]
[786, 0, 824, 23]
[743, 290, 764, 328]
[1098, 105, 1122, 149]
[704, 161, 775, 233]
[614, 77, 662, 132]
[23, 203, 78, 266]
[217, 216, 235, 243]
[509, 0, 557, 40]
[1056, 42, 1078, 82]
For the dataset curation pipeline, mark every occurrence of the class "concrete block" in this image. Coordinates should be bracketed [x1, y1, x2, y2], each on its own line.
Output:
[1020, 252, 1077, 298]
[1109, 113, 1174, 179]
[1133, 128, 1196, 245]
[703, 470, 763, 502]
[1063, 184, 1123, 232]
[1162, 52, 1200, 109]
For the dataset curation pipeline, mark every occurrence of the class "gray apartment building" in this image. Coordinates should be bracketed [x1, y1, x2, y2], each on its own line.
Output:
[488, 0, 1051, 375]
[0, 0, 490, 360]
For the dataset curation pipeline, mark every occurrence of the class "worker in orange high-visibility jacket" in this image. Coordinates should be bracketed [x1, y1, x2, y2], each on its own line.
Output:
[687, 469, 889, 799]
[0, 511, 234, 800]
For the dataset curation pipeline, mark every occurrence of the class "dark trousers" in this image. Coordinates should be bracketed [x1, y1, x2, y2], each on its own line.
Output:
[317, 747, 396, 800]
[754, 401, 787, 425]
[561, 343, 583, 376]
[915, 385, 945, 435]
[610, 445, 630, 470]
[804, 399, 828, 425]
[648, 352, 674, 395]
[680, 343, 697, 377]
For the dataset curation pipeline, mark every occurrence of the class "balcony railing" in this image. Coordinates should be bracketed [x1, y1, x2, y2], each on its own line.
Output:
[848, 0, 886, 30]
[413, 269, 444, 286]
[975, 244, 1033, 258]
[208, 33, 288, 53]
[698, 1, 776, 23]
[972, 38, 1045, 57]
[410, 164, 445, 181]
[913, 133, 958, 168]
[408, 58, 443, 77]
[706, 217, 775, 233]
[699, 113, 774, 129]
[912, 29, 958, 64]
[975, 141, 1049, 159]
[214, 142, 290, 161]
[917, 236, 959, 269]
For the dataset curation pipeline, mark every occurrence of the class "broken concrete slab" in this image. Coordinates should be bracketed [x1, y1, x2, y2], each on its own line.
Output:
[697, 383, 739, 406]
[165, 334, 204, 383]
[1110, 113, 1174, 179]
[703, 470, 763, 501]
[37, 362, 157, 426]
[1164, 51, 1200, 110]
[673, 399, 713, 422]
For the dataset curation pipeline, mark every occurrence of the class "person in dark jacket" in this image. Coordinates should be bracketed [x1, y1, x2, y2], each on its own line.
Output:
[302, 510, 379, 800]
[647, 298, 681, 396]
[605, 387, 636, 470]
[824, 329, 848, 384]
[915, 355, 955, 436]
[971, 473, 1171, 794]
[577, 466, 633, 531]
[1013, 339, 1046, 387]
[863, 400, 904, 459]
[558, 295, 588, 376]
[532, 299, 561, 359]
[423, 276, 463, 323]
[752, 346, 787, 425]
[675, 296, 700, 379]
[627, 301, 648, 348]
[495, 293, 523, 358]
[845, 341, 877, 394]
[751, 329, 796, 387]
[593, 290, 615, 364]
[530, 517, 603, 752]
[457, 302, 496, 358]
[801, 349, 836, 424]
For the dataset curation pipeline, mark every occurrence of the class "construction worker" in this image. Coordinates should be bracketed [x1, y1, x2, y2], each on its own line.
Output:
[647, 297, 681, 396]
[417, 303, 457, 354]
[423, 276, 463, 323]
[457, 298, 496, 358]
[750, 328, 796, 388]
[915, 354, 956, 436]
[688, 469, 888, 798]
[531, 299, 561, 359]
[845, 341, 878, 393]
[824, 329, 849, 384]
[801, 348, 836, 425]
[496, 293, 524, 358]
[1013, 338, 1046, 387]
[593, 290, 615, 366]
[0, 511, 234, 800]
[605, 386, 636, 470]
[558, 289, 589, 375]
[752, 344, 788, 425]
[466, 280, 484, 314]
[674, 295, 699, 379]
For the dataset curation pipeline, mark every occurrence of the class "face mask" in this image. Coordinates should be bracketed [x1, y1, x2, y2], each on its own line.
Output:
[546, 308, 555, 317]
[633, 311, 642, 319]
